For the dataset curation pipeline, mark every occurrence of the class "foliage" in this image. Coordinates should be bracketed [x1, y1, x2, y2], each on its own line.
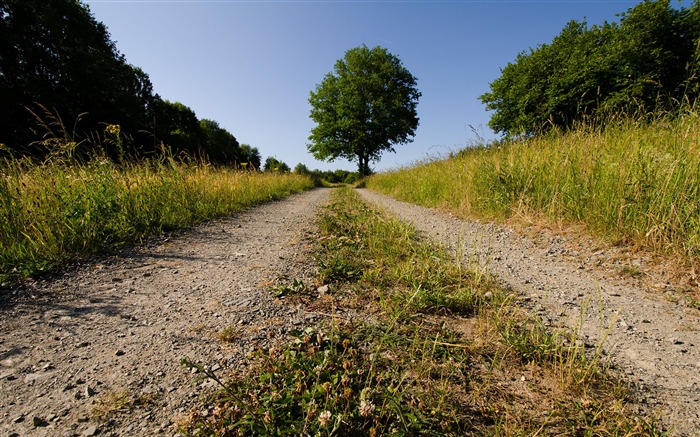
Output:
[367, 107, 700, 263]
[152, 100, 203, 157]
[199, 119, 242, 165]
[239, 144, 262, 171]
[263, 156, 291, 173]
[0, 148, 313, 283]
[0, 0, 247, 164]
[308, 45, 421, 176]
[0, 0, 158, 154]
[294, 163, 311, 175]
[480, 0, 700, 137]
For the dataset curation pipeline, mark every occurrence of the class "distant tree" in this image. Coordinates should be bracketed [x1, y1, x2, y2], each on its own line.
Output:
[294, 163, 311, 174]
[263, 156, 290, 173]
[199, 119, 241, 164]
[308, 45, 421, 176]
[152, 100, 202, 156]
[240, 144, 261, 170]
[0, 0, 158, 154]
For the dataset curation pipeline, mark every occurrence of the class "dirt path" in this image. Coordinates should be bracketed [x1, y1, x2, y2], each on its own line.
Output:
[2, 186, 699, 436]
[0, 189, 330, 437]
[358, 189, 700, 436]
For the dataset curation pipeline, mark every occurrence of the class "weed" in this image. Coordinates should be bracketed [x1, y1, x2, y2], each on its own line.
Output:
[91, 389, 156, 419]
[181, 187, 664, 436]
[271, 278, 311, 298]
[217, 326, 240, 343]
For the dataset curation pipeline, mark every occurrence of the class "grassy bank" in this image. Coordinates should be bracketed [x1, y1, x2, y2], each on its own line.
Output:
[181, 187, 662, 435]
[0, 156, 313, 282]
[367, 111, 700, 260]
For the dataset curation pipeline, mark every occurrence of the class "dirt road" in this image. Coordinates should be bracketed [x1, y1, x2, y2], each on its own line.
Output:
[1, 187, 698, 436]
[0, 189, 330, 436]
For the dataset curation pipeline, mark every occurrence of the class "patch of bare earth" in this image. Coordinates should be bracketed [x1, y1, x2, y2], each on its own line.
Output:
[358, 188, 700, 437]
[0, 189, 330, 437]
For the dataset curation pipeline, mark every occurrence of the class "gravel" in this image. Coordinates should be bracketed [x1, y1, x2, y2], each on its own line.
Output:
[358, 188, 700, 436]
[0, 188, 330, 436]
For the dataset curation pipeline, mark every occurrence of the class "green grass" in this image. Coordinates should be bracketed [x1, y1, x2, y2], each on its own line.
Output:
[180, 187, 664, 436]
[367, 109, 700, 260]
[0, 155, 313, 282]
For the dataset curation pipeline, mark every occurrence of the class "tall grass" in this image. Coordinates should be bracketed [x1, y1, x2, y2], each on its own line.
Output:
[367, 109, 700, 259]
[0, 155, 313, 281]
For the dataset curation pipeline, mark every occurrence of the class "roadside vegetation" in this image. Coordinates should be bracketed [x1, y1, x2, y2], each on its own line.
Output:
[0, 139, 313, 283]
[367, 109, 700, 263]
[180, 187, 663, 436]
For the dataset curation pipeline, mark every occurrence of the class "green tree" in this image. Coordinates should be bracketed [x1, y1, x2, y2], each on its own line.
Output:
[153, 100, 202, 156]
[480, 0, 700, 138]
[307, 45, 421, 176]
[263, 156, 290, 173]
[294, 163, 311, 174]
[239, 144, 261, 170]
[199, 119, 241, 165]
[0, 0, 157, 154]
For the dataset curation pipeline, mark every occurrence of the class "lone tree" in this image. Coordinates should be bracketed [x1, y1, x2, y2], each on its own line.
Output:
[307, 45, 420, 176]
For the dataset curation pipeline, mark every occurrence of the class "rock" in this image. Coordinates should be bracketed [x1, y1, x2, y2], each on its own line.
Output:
[115, 350, 125, 356]
[33, 415, 49, 427]
[83, 425, 99, 436]
[317, 285, 330, 295]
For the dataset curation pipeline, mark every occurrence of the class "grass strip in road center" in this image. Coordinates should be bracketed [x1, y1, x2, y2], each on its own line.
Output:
[181, 187, 665, 436]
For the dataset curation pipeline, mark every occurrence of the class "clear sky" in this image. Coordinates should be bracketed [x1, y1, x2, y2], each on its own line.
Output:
[83, 0, 691, 172]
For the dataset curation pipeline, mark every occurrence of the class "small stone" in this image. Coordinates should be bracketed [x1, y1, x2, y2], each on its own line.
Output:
[483, 291, 494, 300]
[32, 416, 48, 427]
[12, 415, 25, 423]
[317, 285, 330, 295]
[115, 350, 125, 356]
[83, 425, 99, 436]
[85, 386, 96, 397]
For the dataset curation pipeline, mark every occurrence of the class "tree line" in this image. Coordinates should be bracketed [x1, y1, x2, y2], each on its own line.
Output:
[0, 0, 262, 167]
[480, 0, 700, 138]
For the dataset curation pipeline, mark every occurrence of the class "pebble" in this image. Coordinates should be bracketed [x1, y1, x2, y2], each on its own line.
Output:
[33, 415, 48, 427]
[83, 425, 99, 436]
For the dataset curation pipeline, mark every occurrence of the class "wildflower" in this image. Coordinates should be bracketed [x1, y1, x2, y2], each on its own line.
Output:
[359, 400, 375, 417]
[319, 410, 332, 427]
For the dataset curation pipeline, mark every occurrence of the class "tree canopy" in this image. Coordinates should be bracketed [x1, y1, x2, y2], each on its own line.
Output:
[0, 0, 248, 166]
[263, 156, 290, 173]
[480, 0, 700, 138]
[240, 144, 262, 170]
[0, 0, 159, 153]
[307, 45, 420, 176]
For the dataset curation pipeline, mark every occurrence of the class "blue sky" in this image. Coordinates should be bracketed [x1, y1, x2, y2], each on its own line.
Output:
[83, 0, 688, 172]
